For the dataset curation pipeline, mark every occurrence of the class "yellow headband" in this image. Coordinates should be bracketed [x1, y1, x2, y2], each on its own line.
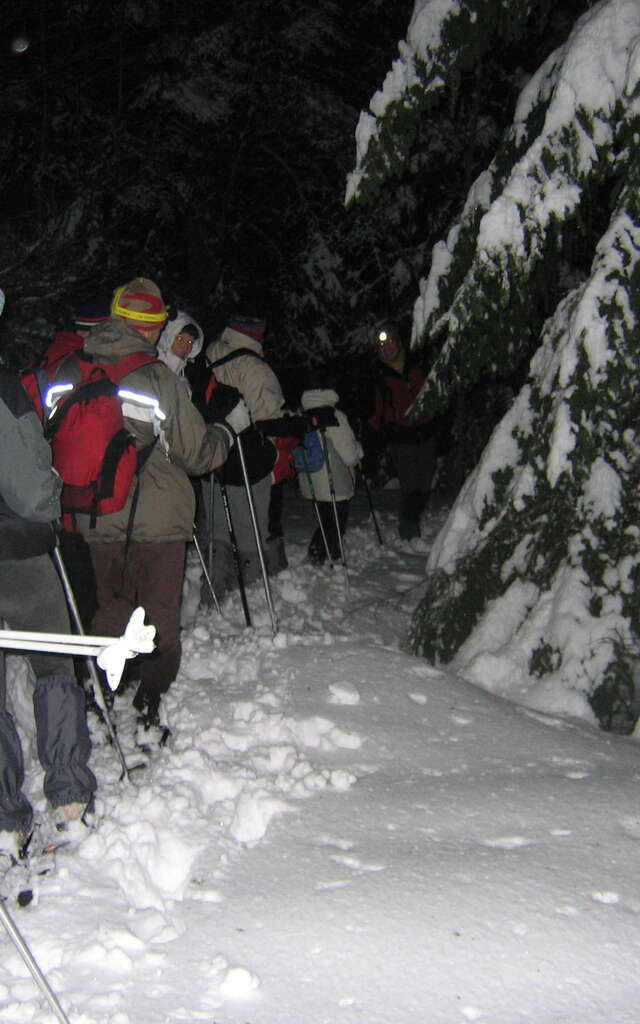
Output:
[111, 285, 168, 324]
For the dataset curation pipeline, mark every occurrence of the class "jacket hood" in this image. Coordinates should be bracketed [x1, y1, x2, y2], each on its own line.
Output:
[157, 311, 204, 372]
[83, 318, 155, 362]
[301, 388, 339, 410]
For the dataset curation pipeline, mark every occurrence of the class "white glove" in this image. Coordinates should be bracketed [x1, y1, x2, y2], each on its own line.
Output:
[225, 397, 251, 435]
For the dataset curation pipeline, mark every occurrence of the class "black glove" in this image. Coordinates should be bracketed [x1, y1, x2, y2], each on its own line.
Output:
[305, 405, 338, 429]
[254, 413, 309, 441]
[204, 382, 251, 435]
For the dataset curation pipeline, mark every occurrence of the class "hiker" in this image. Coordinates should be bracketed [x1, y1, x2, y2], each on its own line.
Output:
[156, 309, 203, 394]
[367, 320, 436, 540]
[21, 298, 113, 632]
[0, 296, 96, 849]
[59, 300, 113, 631]
[156, 310, 211, 621]
[48, 278, 249, 745]
[298, 386, 363, 564]
[202, 316, 338, 599]
[202, 316, 300, 598]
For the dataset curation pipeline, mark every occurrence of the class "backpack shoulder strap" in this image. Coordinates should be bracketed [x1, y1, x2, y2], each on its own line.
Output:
[208, 347, 263, 370]
[107, 352, 159, 384]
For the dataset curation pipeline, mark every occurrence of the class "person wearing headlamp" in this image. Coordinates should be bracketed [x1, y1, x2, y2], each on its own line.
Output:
[368, 320, 436, 541]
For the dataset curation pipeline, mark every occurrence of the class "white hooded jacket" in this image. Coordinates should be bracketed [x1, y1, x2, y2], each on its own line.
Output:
[156, 311, 204, 389]
[298, 388, 363, 503]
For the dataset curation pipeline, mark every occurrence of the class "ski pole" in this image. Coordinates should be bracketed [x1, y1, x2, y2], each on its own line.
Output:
[235, 432, 279, 636]
[0, 899, 72, 1024]
[207, 472, 215, 587]
[51, 545, 142, 783]
[0, 636, 137, 657]
[192, 530, 222, 616]
[360, 465, 383, 545]
[0, 627, 152, 652]
[216, 474, 252, 628]
[318, 428, 350, 601]
[301, 448, 334, 566]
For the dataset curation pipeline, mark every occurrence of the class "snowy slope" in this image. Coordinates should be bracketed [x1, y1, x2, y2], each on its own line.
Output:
[1, 486, 638, 1024]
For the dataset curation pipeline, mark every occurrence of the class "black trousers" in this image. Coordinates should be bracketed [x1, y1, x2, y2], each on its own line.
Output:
[308, 499, 350, 563]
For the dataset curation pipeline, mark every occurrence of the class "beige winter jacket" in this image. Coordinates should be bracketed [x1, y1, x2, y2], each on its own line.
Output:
[205, 329, 285, 421]
[68, 319, 231, 543]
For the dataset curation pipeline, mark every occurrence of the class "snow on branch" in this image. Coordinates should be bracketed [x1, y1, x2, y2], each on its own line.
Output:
[411, 0, 640, 417]
[345, 0, 532, 207]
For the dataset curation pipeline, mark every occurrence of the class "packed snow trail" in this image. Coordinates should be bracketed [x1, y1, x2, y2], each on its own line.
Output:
[1, 486, 638, 1023]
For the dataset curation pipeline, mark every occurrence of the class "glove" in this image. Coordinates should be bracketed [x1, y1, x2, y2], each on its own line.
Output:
[305, 405, 338, 429]
[255, 413, 309, 441]
[205, 382, 251, 435]
[224, 397, 251, 435]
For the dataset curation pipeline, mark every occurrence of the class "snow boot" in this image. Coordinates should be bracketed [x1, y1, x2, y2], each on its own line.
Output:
[134, 692, 171, 751]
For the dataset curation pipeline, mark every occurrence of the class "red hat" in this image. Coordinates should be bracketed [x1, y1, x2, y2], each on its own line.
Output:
[228, 316, 266, 340]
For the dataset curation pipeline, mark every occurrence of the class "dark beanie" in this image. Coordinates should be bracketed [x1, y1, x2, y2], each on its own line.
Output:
[74, 298, 111, 329]
[228, 316, 266, 340]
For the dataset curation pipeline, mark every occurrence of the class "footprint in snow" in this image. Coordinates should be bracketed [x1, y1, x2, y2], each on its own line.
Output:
[620, 817, 640, 840]
[329, 852, 386, 872]
[327, 681, 360, 705]
[317, 835, 356, 851]
[480, 836, 534, 850]
[591, 890, 620, 904]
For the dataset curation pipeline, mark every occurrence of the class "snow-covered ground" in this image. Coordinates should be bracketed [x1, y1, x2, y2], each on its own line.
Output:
[1, 483, 639, 1024]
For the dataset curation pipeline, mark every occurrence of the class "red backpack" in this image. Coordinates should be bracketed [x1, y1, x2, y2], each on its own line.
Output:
[43, 351, 158, 527]
[22, 331, 85, 421]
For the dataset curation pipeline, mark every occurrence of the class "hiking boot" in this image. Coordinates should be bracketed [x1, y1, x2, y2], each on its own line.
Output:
[53, 802, 87, 823]
[265, 536, 288, 575]
[399, 518, 420, 541]
[136, 713, 172, 752]
[0, 828, 30, 859]
[307, 545, 325, 566]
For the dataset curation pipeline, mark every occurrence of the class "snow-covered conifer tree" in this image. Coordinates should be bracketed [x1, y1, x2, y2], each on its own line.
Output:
[349, 0, 640, 732]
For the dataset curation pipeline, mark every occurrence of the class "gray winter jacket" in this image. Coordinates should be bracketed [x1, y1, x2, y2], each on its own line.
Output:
[0, 371, 60, 558]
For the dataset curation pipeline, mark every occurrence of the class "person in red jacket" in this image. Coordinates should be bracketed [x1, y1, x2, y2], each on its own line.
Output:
[368, 320, 436, 540]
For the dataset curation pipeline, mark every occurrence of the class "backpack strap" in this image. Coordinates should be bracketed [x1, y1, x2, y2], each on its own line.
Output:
[106, 351, 159, 383]
[207, 348, 263, 370]
[117, 434, 159, 587]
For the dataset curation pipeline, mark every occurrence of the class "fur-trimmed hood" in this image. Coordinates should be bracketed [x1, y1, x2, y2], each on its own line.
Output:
[157, 311, 204, 375]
